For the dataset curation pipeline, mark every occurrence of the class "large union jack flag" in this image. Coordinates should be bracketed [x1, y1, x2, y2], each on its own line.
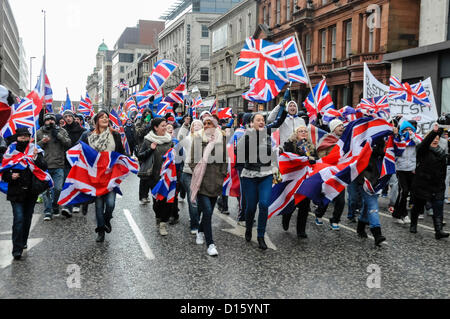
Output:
[1, 98, 36, 139]
[242, 78, 286, 103]
[151, 149, 177, 203]
[147, 60, 178, 94]
[279, 36, 308, 84]
[26, 61, 47, 118]
[0, 142, 54, 194]
[389, 76, 431, 106]
[303, 79, 334, 124]
[44, 74, 53, 114]
[78, 96, 92, 117]
[58, 142, 138, 206]
[110, 109, 131, 155]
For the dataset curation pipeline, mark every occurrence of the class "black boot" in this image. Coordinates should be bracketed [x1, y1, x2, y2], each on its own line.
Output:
[82, 204, 88, 216]
[357, 221, 368, 238]
[245, 228, 252, 242]
[282, 213, 292, 231]
[105, 219, 112, 234]
[410, 210, 418, 234]
[370, 227, 386, 247]
[296, 210, 308, 238]
[257, 237, 268, 250]
[410, 224, 417, 234]
[433, 217, 449, 240]
[95, 227, 105, 243]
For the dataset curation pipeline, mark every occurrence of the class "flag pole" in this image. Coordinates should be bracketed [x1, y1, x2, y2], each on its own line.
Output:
[294, 32, 318, 110]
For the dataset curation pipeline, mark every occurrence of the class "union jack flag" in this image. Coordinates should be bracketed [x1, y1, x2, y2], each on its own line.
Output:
[78, 97, 92, 117]
[1, 98, 36, 139]
[193, 96, 204, 109]
[58, 142, 138, 206]
[26, 61, 47, 118]
[117, 80, 129, 91]
[242, 78, 285, 103]
[156, 102, 173, 117]
[110, 109, 131, 155]
[44, 74, 53, 114]
[308, 124, 328, 149]
[303, 79, 334, 124]
[209, 100, 218, 115]
[218, 108, 233, 120]
[389, 76, 431, 106]
[151, 149, 177, 203]
[165, 74, 186, 105]
[146, 60, 178, 94]
[358, 96, 389, 115]
[279, 36, 308, 84]
[0, 142, 53, 194]
[62, 89, 73, 113]
[222, 130, 243, 197]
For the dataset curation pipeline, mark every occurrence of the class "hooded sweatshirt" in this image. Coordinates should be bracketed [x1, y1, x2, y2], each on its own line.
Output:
[396, 120, 421, 172]
[267, 101, 306, 146]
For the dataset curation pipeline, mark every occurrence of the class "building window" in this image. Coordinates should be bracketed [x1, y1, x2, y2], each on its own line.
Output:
[267, 3, 271, 26]
[322, 0, 328, 5]
[200, 68, 209, 82]
[229, 24, 233, 45]
[263, 7, 267, 25]
[321, 29, 327, 63]
[229, 60, 234, 83]
[239, 18, 243, 41]
[248, 13, 252, 37]
[202, 25, 209, 38]
[221, 64, 225, 83]
[305, 34, 311, 65]
[120, 66, 125, 73]
[442, 78, 450, 114]
[331, 25, 337, 60]
[286, 0, 291, 22]
[345, 20, 353, 58]
[276, 0, 281, 25]
[201, 45, 210, 60]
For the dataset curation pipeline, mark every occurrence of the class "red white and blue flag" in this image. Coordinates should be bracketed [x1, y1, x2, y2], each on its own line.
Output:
[118, 80, 129, 91]
[26, 61, 47, 118]
[147, 60, 178, 93]
[62, 89, 74, 113]
[1, 98, 36, 139]
[78, 96, 92, 117]
[389, 76, 431, 106]
[242, 78, 285, 103]
[58, 142, 138, 206]
[303, 79, 334, 124]
[222, 130, 244, 197]
[193, 96, 204, 109]
[279, 36, 308, 84]
[0, 142, 53, 194]
[110, 109, 131, 155]
[209, 100, 218, 115]
[151, 149, 177, 203]
[165, 74, 186, 105]
[157, 102, 173, 116]
[44, 74, 53, 114]
[218, 107, 233, 120]
[358, 96, 390, 115]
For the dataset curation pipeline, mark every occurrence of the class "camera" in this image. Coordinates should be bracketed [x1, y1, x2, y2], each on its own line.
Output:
[437, 113, 450, 125]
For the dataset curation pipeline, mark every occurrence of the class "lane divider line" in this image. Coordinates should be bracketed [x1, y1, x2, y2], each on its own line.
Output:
[123, 209, 155, 260]
[378, 211, 435, 232]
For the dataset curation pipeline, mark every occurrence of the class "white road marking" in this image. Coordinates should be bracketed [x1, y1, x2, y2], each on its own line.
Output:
[216, 210, 277, 251]
[123, 209, 155, 260]
[0, 238, 43, 269]
[308, 213, 389, 246]
[117, 194, 123, 199]
[378, 212, 435, 232]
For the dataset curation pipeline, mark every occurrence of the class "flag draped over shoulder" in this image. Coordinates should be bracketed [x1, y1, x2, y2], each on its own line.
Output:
[151, 149, 177, 203]
[0, 142, 54, 194]
[1, 98, 37, 139]
[58, 142, 138, 206]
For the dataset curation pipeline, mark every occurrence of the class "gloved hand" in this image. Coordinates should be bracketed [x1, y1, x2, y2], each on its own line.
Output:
[51, 127, 58, 139]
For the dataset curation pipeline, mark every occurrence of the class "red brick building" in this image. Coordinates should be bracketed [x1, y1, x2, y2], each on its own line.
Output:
[254, 0, 421, 108]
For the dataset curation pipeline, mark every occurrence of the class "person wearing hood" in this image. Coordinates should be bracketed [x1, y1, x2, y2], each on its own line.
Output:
[178, 119, 204, 235]
[137, 117, 174, 236]
[1, 128, 48, 260]
[36, 113, 72, 221]
[80, 110, 125, 242]
[189, 116, 228, 256]
[267, 90, 306, 146]
[410, 124, 449, 239]
[314, 119, 346, 231]
[62, 110, 87, 215]
[392, 120, 422, 224]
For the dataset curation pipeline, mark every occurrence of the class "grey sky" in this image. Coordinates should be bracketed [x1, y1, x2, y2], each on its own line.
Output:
[10, 0, 177, 100]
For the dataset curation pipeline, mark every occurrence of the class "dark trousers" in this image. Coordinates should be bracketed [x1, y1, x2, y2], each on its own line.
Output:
[315, 191, 345, 224]
[197, 195, 218, 247]
[11, 196, 38, 256]
[139, 178, 152, 201]
[217, 195, 229, 211]
[393, 171, 415, 219]
[237, 168, 246, 222]
[95, 192, 116, 230]
[284, 199, 310, 235]
[411, 196, 444, 230]
[153, 199, 172, 223]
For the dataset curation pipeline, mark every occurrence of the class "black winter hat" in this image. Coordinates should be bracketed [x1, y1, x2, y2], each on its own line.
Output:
[15, 127, 32, 137]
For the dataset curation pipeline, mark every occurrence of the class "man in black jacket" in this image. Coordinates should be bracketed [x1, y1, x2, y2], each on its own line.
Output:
[1, 128, 48, 260]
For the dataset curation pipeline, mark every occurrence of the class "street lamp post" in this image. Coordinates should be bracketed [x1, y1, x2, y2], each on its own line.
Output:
[29, 56, 36, 92]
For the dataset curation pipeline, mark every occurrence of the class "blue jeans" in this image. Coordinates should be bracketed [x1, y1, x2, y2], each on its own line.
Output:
[43, 168, 64, 215]
[197, 194, 217, 247]
[180, 173, 199, 231]
[95, 192, 116, 230]
[347, 180, 363, 219]
[358, 186, 381, 229]
[241, 175, 273, 238]
[11, 197, 37, 256]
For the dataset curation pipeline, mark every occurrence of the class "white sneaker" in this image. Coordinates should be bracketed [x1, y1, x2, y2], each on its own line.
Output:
[237, 221, 246, 227]
[207, 244, 218, 256]
[140, 200, 148, 205]
[190, 230, 198, 235]
[159, 222, 168, 236]
[418, 214, 424, 220]
[395, 218, 405, 224]
[196, 232, 205, 245]
[403, 216, 411, 224]
[426, 209, 434, 216]
[72, 207, 80, 213]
